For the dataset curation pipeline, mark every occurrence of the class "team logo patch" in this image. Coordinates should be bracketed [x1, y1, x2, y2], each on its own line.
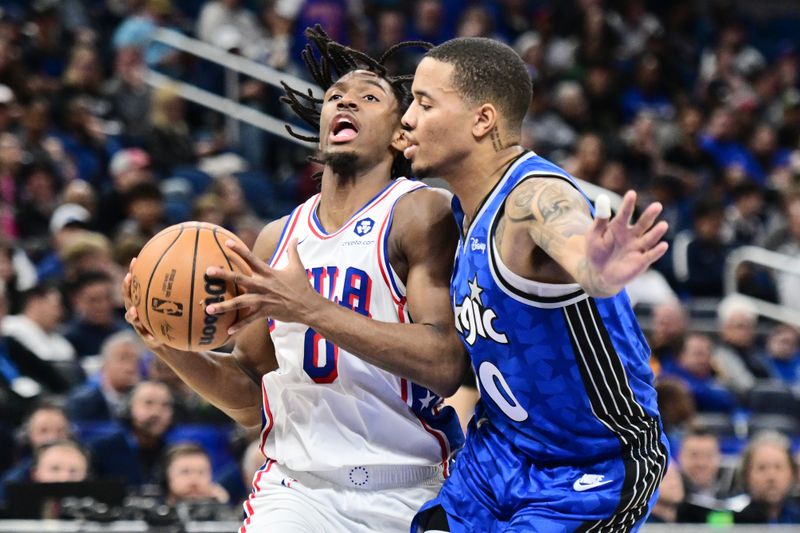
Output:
[454, 276, 508, 345]
[354, 217, 375, 236]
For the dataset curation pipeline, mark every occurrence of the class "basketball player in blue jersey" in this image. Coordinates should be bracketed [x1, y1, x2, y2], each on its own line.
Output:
[400, 38, 671, 532]
[123, 27, 467, 533]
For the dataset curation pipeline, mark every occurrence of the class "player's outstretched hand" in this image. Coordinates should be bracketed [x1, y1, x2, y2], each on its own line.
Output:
[122, 258, 165, 351]
[205, 238, 320, 335]
[585, 191, 669, 295]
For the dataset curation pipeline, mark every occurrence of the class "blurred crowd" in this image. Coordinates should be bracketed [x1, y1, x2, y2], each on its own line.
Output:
[0, 0, 799, 525]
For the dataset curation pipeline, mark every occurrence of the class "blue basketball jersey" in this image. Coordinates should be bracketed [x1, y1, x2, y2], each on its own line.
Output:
[452, 151, 664, 463]
[419, 151, 669, 531]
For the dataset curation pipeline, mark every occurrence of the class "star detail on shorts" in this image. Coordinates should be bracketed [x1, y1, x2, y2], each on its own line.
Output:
[419, 390, 436, 409]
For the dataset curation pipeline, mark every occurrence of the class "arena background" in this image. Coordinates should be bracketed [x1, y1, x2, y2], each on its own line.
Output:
[0, 0, 799, 530]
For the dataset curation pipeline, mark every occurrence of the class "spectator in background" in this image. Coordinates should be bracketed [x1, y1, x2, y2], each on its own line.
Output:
[665, 196, 730, 297]
[63, 271, 127, 358]
[647, 460, 685, 523]
[661, 104, 719, 194]
[662, 332, 736, 413]
[57, 96, 119, 187]
[678, 427, 729, 504]
[117, 182, 166, 241]
[699, 106, 763, 188]
[759, 323, 800, 387]
[1, 282, 75, 363]
[520, 83, 575, 160]
[0, 238, 37, 315]
[196, 0, 268, 62]
[735, 431, 800, 524]
[722, 182, 769, 247]
[67, 331, 142, 422]
[765, 192, 800, 310]
[714, 294, 771, 396]
[30, 439, 89, 483]
[90, 380, 173, 487]
[0, 403, 72, 500]
[112, 0, 180, 69]
[15, 159, 62, 247]
[0, 128, 22, 240]
[564, 131, 604, 183]
[0, 285, 72, 407]
[96, 148, 154, 237]
[649, 300, 688, 363]
[146, 86, 198, 176]
[36, 203, 91, 282]
[104, 47, 151, 143]
[163, 443, 228, 506]
[654, 376, 696, 448]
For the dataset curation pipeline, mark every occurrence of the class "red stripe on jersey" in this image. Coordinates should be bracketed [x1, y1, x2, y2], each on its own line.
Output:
[414, 415, 450, 478]
[376, 208, 403, 305]
[259, 381, 274, 456]
[270, 209, 302, 268]
[240, 459, 274, 532]
[400, 378, 408, 403]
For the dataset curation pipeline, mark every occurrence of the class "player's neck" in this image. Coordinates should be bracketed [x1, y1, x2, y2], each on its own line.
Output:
[317, 160, 393, 231]
[449, 145, 525, 222]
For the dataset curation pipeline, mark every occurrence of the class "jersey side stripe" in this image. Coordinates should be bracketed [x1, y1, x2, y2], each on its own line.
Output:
[563, 299, 667, 532]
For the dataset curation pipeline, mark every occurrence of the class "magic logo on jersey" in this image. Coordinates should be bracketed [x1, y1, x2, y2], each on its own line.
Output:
[454, 276, 508, 346]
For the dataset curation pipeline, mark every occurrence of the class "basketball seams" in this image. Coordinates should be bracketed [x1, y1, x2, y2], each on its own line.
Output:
[142, 225, 186, 338]
[187, 223, 202, 350]
[211, 226, 238, 346]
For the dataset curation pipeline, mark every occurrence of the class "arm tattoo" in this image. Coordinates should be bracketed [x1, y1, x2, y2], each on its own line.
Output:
[490, 128, 504, 152]
[506, 178, 592, 268]
[575, 258, 612, 296]
[506, 180, 537, 223]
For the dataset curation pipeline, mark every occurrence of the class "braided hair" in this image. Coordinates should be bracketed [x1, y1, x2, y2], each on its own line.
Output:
[281, 25, 431, 180]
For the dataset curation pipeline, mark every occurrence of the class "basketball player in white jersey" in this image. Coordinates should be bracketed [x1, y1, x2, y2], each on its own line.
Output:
[122, 27, 467, 533]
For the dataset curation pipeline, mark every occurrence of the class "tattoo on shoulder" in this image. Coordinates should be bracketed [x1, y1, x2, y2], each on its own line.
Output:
[506, 180, 538, 223]
[506, 178, 592, 256]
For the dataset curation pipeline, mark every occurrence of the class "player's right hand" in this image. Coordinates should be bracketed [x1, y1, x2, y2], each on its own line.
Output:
[122, 257, 165, 352]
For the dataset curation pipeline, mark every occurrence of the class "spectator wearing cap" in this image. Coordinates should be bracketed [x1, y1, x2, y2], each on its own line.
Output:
[96, 148, 154, 236]
[63, 271, 128, 358]
[1, 282, 75, 363]
[36, 202, 91, 282]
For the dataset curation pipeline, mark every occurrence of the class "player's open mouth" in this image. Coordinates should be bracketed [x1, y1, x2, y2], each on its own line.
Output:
[330, 114, 360, 143]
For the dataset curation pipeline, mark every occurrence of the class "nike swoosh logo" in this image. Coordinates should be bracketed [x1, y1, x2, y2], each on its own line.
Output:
[573, 479, 614, 492]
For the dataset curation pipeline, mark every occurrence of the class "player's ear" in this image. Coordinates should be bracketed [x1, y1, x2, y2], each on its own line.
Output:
[390, 127, 408, 153]
[472, 103, 497, 139]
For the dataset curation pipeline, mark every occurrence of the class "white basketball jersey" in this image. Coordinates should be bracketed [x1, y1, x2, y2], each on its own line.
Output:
[260, 178, 462, 474]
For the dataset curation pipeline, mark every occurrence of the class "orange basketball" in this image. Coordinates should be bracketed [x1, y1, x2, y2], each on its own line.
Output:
[130, 222, 252, 351]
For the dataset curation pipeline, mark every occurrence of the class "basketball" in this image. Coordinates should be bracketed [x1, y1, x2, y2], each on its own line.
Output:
[130, 222, 252, 351]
